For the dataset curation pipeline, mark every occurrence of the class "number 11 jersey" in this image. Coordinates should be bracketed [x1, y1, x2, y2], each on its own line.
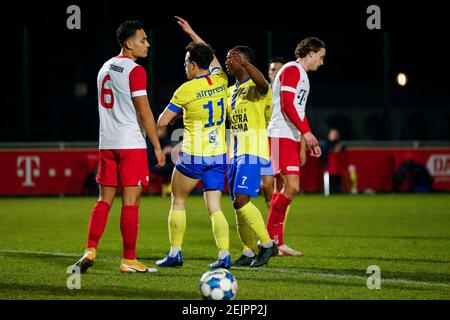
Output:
[167, 67, 228, 157]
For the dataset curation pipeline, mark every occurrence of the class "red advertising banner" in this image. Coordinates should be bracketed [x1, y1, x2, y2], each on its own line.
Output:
[0, 147, 449, 195]
[0, 149, 99, 195]
[299, 148, 450, 193]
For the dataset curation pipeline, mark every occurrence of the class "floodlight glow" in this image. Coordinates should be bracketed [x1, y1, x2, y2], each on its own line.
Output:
[396, 73, 408, 86]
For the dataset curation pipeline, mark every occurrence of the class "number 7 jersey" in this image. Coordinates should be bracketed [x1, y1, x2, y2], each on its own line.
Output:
[97, 55, 148, 150]
[167, 67, 228, 157]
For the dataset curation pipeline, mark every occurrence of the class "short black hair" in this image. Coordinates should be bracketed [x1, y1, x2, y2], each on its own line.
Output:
[295, 37, 326, 58]
[269, 57, 286, 64]
[232, 46, 255, 64]
[116, 20, 144, 47]
[185, 42, 214, 70]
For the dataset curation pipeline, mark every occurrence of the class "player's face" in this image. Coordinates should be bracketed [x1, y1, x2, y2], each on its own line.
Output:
[130, 29, 149, 58]
[184, 52, 195, 80]
[225, 50, 240, 76]
[268, 62, 284, 82]
[309, 48, 326, 71]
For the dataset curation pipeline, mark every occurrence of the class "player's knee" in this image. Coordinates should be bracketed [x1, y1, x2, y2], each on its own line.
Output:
[171, 197, 186, 210]
[285, 184, 300, 198]
[122, 196, 140, 206]
[121, 186, 142, 206]
[233, 195, 250, 210]
[98, 193, 114, 206]
[98, 188, 116, 206]
[98, 198, 114, 207]
[262, 180, 273, 193]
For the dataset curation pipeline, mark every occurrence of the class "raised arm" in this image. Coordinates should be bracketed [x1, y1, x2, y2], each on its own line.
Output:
[175, 16, 222, 70]
[228, 49, 269, 94]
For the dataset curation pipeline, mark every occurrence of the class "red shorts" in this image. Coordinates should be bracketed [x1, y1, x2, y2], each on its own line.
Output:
[96, 149, 149, 187]
[269, 137, 301, 176]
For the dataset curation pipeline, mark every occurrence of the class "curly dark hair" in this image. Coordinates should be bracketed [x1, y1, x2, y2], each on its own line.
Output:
[295, 37, 326, 58]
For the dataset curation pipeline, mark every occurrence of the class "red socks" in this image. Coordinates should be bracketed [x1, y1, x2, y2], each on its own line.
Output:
[120, 205, 139, 260]
[267, 192, 292, 245]
[87, 201, 111, 249]
[266, 192, 280, 239]
[269, 192, 279, 208]
[86, 201, 140, 260]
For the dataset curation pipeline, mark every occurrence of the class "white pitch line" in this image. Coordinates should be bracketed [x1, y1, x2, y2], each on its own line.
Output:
[0, 249, 117, 260]
[1, 249, 449, 289]
[0, 249, 80, 257]
[256, 267, 450, 289]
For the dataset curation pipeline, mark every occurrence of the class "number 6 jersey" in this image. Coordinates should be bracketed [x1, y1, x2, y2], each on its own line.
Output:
[267, 61, 311, 142]
[97, 55, 148, 150]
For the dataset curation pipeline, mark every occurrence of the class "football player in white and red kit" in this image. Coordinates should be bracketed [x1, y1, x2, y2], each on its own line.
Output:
[72, 21, 165, 273]
[266, 37, 326, 256]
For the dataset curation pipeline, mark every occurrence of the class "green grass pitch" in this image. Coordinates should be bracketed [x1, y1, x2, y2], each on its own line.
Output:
[0, 194, 449, 300]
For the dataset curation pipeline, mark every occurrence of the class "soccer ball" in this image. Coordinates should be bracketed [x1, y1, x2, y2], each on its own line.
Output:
[199, 268, 238, 300]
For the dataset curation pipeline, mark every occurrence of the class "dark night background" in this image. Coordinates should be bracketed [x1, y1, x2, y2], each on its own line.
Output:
[1, 0, 449, 143]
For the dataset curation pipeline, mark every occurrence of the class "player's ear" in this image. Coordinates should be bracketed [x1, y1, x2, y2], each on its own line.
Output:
[124, 39, 133, 50]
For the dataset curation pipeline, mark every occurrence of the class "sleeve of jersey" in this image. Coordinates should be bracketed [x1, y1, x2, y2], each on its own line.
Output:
[167, 84, 189, 113]
[280, 66, 311, 134]
[129, 66, 147, 97]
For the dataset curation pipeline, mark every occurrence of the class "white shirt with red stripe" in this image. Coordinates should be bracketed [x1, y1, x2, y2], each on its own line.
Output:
[97, 55, 148, 149]
[267, 61, 311, 142]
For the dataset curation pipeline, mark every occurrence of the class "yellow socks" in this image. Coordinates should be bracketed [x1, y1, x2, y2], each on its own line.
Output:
[168, 209, 186, 248]
[237, 202, 271, 245]
[210, 211, 229, 252]
[235, 210, 257, 252]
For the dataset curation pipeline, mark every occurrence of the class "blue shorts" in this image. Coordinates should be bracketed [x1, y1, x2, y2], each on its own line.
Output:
[260, 159, 274, 176]
[175, 152, 227, 192]
[228, 155, 271, 200]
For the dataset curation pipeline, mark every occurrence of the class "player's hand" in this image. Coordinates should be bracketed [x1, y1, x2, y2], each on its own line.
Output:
[175, 16, 193, 34]
[228, 49, 248, 67]
[303, 132, 322, 158]
[154, 148, 166, 168]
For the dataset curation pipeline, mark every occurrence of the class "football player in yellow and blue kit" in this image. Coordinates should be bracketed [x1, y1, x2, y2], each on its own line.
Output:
[156, 17, 231, 269]
[225, 47, 278, 267]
